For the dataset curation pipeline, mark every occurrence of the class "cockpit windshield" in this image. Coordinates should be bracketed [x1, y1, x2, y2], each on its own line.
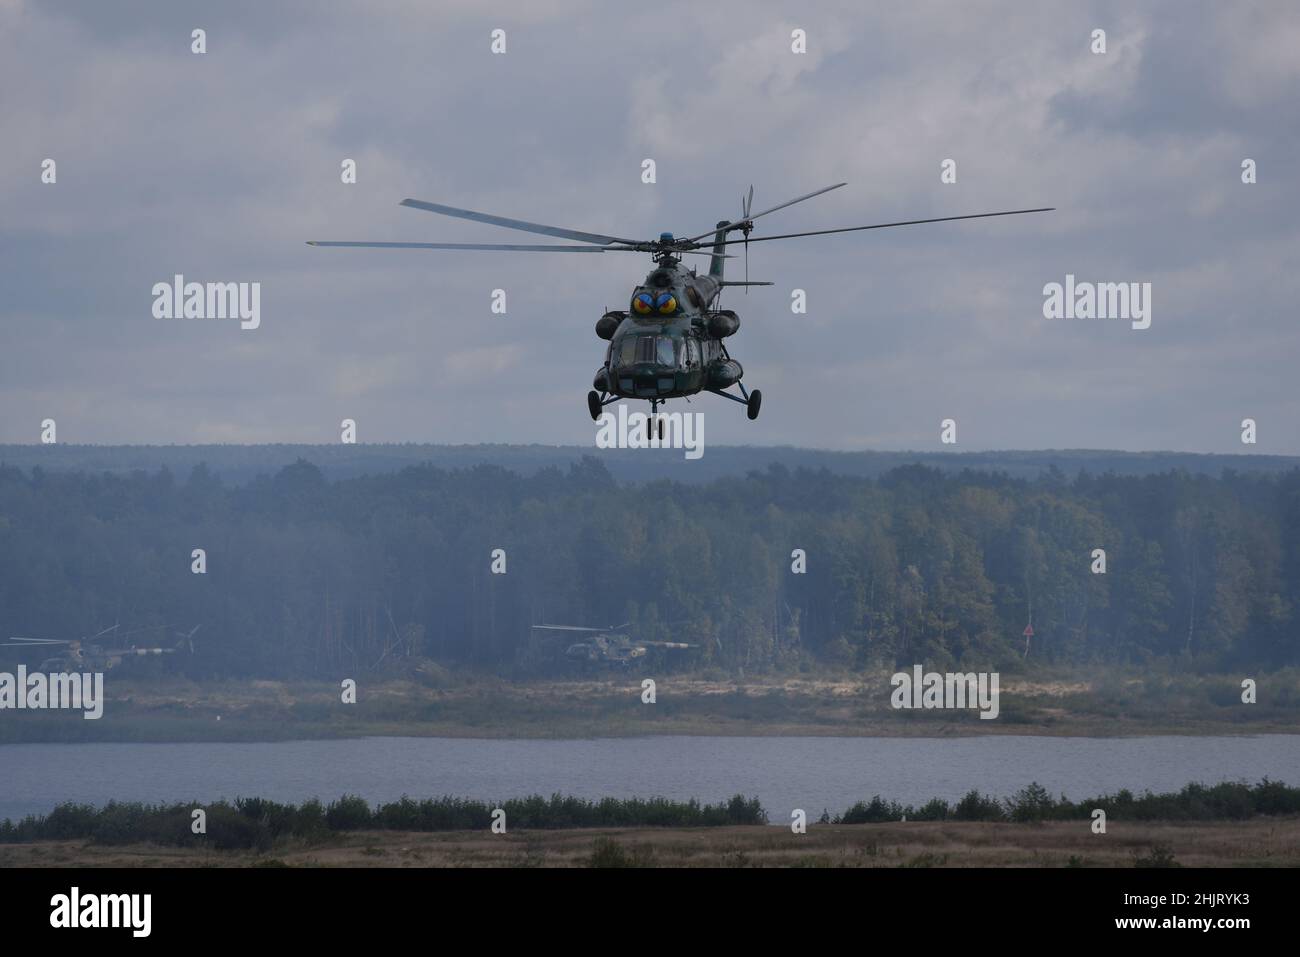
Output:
[617, 335, 679, 368]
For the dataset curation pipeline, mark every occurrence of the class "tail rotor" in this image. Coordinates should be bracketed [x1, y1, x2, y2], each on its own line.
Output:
[175, 625, 201, 654]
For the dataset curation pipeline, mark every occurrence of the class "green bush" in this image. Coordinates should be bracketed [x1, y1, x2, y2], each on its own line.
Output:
[588, 837, 655, 868]
[324, 794, 372, 830]
[206, 805, 273, 851]
[953, 790, 1005, 822]
[1133, 843, 1180, 868]
[841, 796, 906, 824]
[1005, 783, 1055, 823]
[913, 798, 951, 821]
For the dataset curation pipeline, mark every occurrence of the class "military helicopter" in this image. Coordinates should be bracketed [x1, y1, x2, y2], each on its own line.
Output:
[1, 625, 199, 672]
[530, 623, 695, 668]
[308, 185, 1051, 424]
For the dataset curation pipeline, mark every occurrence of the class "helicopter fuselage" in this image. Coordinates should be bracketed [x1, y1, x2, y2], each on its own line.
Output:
[592, 253, 743, 405]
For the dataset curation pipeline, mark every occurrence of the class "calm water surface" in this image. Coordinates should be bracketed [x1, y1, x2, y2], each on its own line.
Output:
[3, 734, 1298, 821]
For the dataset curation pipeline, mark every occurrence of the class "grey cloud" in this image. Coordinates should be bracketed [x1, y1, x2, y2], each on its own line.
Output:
[0, 0, 1296, 453]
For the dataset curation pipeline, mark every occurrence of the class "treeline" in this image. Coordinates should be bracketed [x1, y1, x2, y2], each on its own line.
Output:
[0, 794, 767, 849]
[6, 444, 1296, 486]
[837, 778, 1300, 824]
[4, 781, 1296, 849]
[0, 458, 1297, 676]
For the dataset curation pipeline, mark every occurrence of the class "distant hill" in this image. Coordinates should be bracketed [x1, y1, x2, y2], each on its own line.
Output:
[1, 444, 1296, 484]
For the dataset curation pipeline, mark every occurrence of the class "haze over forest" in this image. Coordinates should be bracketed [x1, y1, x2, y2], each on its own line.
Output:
[1, 447, 1296, 678]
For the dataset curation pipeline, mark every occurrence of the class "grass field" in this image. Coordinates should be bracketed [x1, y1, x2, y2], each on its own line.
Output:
[2, 667, 1297, 743]
[4, 817, 1297, 868]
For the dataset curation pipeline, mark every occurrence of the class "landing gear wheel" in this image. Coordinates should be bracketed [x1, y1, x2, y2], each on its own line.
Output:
[587, 391, 603, 421]
[746, 389, 762, 420]
[657, 417, 665, 440]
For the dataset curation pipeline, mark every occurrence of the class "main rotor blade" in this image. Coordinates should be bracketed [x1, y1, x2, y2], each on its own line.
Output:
[307, 241, 722, 256]
[702, 207, 1055, 247]
[532, 624, 622, 633]
[114, 625, 165, 639]
[308, 241, 611, 252]
[2, 637, 72, 646]
[399, 198, 642, 246]
[684, 183, 847, 242]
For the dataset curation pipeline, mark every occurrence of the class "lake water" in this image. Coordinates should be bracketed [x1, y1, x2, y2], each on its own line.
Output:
[3, 735, 1298, 822]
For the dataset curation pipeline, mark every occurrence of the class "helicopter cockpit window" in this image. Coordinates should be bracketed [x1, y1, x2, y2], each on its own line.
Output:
[616, 335, 678, 368]
[656, 336, 676, 367]
[617, 336, 637, 366]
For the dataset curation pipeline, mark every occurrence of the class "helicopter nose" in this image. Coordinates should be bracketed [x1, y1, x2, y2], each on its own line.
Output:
[630, 370, 675, 396]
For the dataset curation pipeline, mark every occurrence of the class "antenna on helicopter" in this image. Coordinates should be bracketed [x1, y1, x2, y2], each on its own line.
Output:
[742, 185, 753, 292]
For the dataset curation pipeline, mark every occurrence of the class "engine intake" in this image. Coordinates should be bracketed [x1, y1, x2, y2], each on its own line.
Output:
[706, 309, 740, 339]
[596, 311, 626, 340]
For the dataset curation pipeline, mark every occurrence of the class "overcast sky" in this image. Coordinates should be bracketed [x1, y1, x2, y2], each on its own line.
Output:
[2, 0, 1296, 453]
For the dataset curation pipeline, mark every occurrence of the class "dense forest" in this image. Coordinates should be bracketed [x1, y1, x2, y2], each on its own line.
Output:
[0, 458, 1296, 678]
[4, 443, 1298, 486]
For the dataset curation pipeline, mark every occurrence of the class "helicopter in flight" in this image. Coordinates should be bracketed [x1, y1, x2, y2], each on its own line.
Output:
[530, 623, 695, 668]
[308, 184, 1051, 423]
[0, 625, 199, 672]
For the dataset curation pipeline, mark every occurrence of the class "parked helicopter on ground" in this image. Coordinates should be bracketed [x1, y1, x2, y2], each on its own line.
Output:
[530, 623, 695, 668]
[1, 625, 200, 672]
[308, 184, 1051, 423]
